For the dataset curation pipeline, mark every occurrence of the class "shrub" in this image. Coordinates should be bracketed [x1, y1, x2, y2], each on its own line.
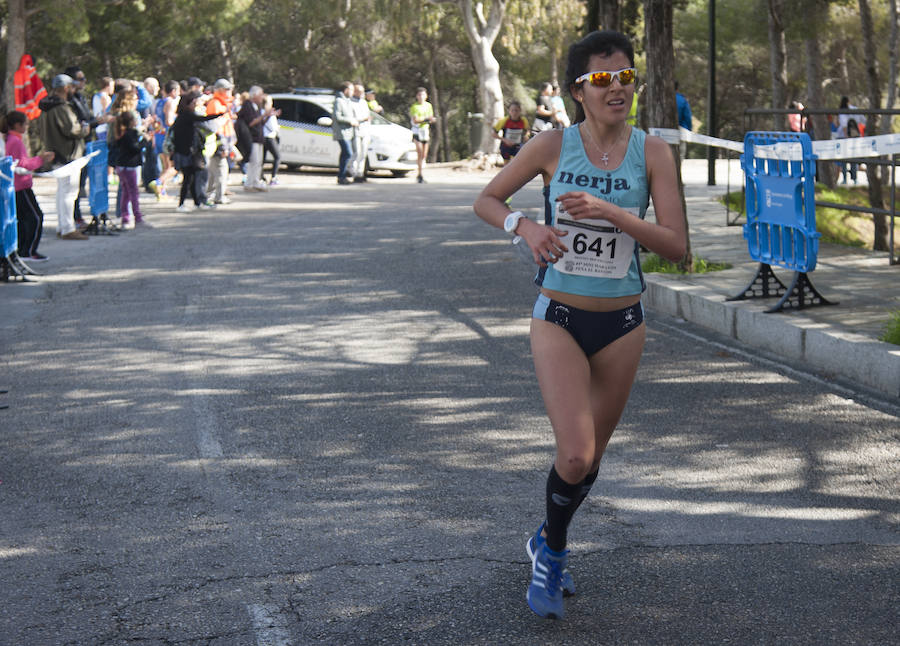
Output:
[879, 310, 900, 346]
[641, 254, 731, 274]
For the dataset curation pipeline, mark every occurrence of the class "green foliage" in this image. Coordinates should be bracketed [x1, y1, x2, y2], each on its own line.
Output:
[880, 310, 900, 346]
[5, 0, 896, 162]
[641, 253, 731, 274]
[813, 184, 872, 248]
[674, 0, 894, 140]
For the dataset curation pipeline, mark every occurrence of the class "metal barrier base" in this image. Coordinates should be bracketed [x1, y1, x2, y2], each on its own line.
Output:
[84, 215, 120, 236]
[726, 262, 787, 301]
[726, 262, 836, 313]
[767, 270, 837, 313]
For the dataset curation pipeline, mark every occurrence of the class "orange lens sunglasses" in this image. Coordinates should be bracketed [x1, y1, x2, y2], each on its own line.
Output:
[575, 68, 636, 88]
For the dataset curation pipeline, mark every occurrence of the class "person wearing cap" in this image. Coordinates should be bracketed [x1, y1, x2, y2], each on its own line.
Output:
[205, 78, 235, 203]
[34, 74, 92, 240]
[64, 66, 114, 226]
[365, 88, 383, 114]
[187, 77, 205, 94]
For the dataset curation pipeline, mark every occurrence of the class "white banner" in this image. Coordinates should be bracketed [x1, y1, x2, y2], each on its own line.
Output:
[648, 127, 900, 161]
[34, 150, 98, 179]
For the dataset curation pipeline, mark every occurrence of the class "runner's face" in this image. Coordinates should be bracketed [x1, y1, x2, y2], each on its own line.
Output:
[574, 51, 634, 124]
[509, 105, 521, 119]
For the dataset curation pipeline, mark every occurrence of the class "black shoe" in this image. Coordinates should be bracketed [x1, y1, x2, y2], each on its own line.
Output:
[417, 175, 425, 184]
[338, 177, 351, 185]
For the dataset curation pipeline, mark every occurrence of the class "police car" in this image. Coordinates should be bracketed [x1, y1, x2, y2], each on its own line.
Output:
[270, 88, 418, 176]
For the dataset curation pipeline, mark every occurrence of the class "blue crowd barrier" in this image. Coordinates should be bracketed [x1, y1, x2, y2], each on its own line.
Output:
[0, 156, 17, 258]
[728, 131, 835, 312]
[742, 131, 819, 273]
[86, 139, 108, 217]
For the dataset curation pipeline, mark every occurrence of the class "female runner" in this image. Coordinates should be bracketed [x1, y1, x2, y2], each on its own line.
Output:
[473, 30, 686, 620]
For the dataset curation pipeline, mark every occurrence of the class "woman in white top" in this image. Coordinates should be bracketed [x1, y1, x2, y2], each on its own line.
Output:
[262, 95, 281, 185]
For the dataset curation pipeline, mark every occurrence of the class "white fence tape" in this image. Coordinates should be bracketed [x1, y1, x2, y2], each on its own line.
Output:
[648, 127, 900, 161]
[33, 150, 98, 179]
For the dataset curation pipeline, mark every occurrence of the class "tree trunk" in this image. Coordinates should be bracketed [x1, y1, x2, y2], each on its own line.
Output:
[643, 0, 692, 271]
[4, 0, 27, 113]
[886, 0, 899, 130]
[457, 0, 505, 153]
[858, 0, 889, 251]
[218, 39, 234, 85]
[599, 0, 621, 31]
[550, 50, 559, 87]
[804, 35, 835, 187]
[767, 0, 788, 130]
[427, 55, 442, 163]
[585, 0, 600, 32]
[338, 0, 358, 72]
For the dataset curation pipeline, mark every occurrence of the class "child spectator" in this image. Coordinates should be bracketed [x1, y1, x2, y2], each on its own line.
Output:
[114, 111, 149, 229]
[1, 110, 55, 260]
[492, 101, 530, 164]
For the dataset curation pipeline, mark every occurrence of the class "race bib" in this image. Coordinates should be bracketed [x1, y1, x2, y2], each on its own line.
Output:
[505, 128, 524, 144]
[554, 204, 638, 279]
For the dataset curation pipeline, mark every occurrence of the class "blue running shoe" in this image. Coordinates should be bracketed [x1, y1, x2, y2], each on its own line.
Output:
[527, 522, 575, 596]
[527, 541, 568, 619]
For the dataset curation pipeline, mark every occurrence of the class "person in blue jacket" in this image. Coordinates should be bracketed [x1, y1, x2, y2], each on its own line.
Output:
[675, 81, 692, 160]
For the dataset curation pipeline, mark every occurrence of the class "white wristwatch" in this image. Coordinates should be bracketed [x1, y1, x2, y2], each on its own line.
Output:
[503, 211, 526, 235]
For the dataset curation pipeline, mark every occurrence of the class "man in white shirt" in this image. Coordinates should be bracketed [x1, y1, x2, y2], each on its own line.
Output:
[350, 83, 371, 183]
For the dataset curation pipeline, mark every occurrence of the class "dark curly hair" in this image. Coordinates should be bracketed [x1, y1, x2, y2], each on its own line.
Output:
[0, 110, 27, 134]
[565, 30, 635, 124]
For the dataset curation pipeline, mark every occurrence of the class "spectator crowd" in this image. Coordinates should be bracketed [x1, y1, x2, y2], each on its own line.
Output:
[3, 70, 579, 274]
[2, 69, 289, 266]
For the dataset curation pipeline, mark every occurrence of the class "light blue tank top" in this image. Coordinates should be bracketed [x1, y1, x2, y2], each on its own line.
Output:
[536, 124, 650, 297]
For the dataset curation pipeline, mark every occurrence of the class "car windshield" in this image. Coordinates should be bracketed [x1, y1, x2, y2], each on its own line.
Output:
[369, 111, 395, 126]
[310, 96, 397, 126]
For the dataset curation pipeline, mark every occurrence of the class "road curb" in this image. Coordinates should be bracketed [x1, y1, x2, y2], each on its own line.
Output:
[643, 276, 900, 399]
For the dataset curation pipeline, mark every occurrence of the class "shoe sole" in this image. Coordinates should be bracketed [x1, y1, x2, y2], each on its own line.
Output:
[526, 590, 562, 620]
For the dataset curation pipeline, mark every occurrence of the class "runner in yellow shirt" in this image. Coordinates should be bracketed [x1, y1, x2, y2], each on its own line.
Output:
[409, 87, 436, 183]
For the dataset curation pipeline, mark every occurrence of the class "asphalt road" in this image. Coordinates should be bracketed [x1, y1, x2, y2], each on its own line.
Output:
[1, 168, 898, 645]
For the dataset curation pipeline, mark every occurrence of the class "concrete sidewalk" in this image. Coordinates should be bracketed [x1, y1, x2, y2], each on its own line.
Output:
[643, 159, 900, 399]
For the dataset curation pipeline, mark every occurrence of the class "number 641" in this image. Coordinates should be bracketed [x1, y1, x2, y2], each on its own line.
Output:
[572, 232, 617, 258]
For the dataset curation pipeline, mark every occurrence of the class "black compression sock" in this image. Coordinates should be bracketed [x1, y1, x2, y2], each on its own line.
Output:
[544, 465, 583, 552]
[575, 468, 600, 511]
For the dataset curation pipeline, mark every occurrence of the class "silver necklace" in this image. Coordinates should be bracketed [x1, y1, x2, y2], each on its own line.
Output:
[582, 123, 628, 166]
